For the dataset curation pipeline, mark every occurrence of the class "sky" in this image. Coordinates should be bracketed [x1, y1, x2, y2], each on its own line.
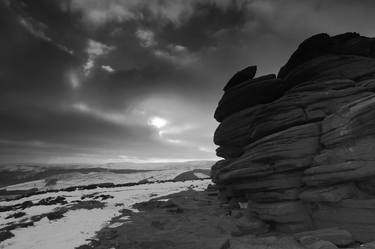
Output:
[1, 0, 375, 164]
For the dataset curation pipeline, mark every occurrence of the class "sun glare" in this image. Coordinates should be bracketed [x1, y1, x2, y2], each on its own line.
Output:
[149, 116, 167, 129]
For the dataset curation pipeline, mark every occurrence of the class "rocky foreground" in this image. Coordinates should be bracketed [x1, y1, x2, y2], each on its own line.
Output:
[212, 32, 375, 246]
[80, 186, 374, 249]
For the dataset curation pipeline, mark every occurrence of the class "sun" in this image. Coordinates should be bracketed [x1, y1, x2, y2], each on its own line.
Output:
[149, 116, 168, 129]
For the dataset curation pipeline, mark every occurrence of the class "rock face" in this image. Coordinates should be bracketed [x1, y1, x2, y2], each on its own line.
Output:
[212, 32, 375, 242]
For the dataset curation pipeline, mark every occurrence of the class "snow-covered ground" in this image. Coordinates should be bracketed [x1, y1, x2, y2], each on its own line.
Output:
[0, 179, 211, 249]
[3, 168, 210, 192]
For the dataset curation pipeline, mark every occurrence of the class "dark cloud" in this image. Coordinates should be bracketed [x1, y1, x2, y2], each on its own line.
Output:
[2, 0, 375, 164]
[157, 1, 249, 51]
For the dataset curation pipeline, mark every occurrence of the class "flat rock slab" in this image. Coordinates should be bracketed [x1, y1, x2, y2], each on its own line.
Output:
[230, 235, 304, 249]
[312, 199, 375, 242]
[294, 227, 354, 246]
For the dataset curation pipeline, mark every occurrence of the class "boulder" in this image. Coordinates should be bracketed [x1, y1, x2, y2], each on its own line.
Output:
[230, 235, 305, 249]
[312, 199, 375, 242]
[211, 160, 232, 183]
[287, 79, 356, 93]
[357, 178, 375, 195]
[214, 77, 285, 122]
[250, 87, 370, 141]
[216, 146, 243, 159]
[226, 74, 277, 93]
[299, 239, 339, 249]
[275, 223, 312, 233]
[233, 215, 269, 236]
[216, 123, 320, 183]
[315, 137, 375, 165]
[284, 55, 375, 88]
[214, 105, 264, 147]
[211, 33, 375, 242]
[299, 183, 361, 202]
[303, 161, 375, 186]
[223, 172, 303, 193]
[294, 227, 354, 247]
[223, 65, 257, 91]
[278, 33, 332, 78]
[362, 241, 375, 249]
[278, 32, 375, 79]
[245, 188, 300, 203]
[249, 201, 311, 224]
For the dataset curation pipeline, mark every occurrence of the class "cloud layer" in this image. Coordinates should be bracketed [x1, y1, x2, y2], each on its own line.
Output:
[1, 0, 375, 163]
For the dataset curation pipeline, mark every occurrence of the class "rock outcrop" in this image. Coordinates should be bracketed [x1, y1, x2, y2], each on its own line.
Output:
[212, 32, 375, 243]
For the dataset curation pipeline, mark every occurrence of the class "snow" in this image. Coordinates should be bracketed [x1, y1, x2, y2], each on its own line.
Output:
[194, 172, 209, 178]
[0, 205, 61, 229]
[0, 179, 211, 249]
[2, 169, 198, 191]
[5, 180, 45, 191]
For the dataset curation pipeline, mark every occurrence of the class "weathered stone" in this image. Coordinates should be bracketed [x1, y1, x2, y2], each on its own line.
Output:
[278, 33, 332, 79]
[362, 241, 375, 249]
[211, 160, 232, 183]
[331, 32, 375, 57]
[225, 172, 303, 193]
[226, 74, 276, 93]
[214, 105, 264, 147]
[315, 138, 375, 166]
[279, 32, 375, 79]
[294, 227, 354, 246]
[287, 79, 356, 93]
[233, 215, 269, 236]
[312, 199, 375, 242]
[357, 78, 375, 91]
[357, 178, 375, 195]
[321, 94, 375, 148]
[301, 239, 339, 249]
[250, 87, 370, 141]
[284, 55, 375, 88]
[212, 33, 375, 243]
[249, 201, 311, 223]
[275, 222, 312, 233]
[216, 123, 320, 183]
[299, 183, 361, 202]
[214, 78, 285, 122]
[216, 146, 243, 159]
[216, 218, 241, 235]
[245, 188, 300, 202]
[223, 65, 257, 91]
[230, 235, 304, 249]
[304, 161, 375, 186]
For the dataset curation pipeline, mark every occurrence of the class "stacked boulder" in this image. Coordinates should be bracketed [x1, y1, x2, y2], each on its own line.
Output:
[212, 32, 375, 242]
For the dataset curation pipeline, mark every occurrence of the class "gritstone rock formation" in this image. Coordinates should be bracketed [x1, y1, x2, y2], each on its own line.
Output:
[212, 32, 375, 243]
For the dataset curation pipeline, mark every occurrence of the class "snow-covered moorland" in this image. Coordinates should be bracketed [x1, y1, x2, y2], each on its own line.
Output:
[0, 179, 211, 249]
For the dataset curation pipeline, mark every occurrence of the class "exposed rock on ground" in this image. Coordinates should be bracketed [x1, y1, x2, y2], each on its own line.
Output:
[79, 189, 369, 249]
[212, 32, 375, 243]
[83, 189, 309, 249]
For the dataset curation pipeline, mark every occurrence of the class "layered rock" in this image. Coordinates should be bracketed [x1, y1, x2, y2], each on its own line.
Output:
[212, 32, 375, 242]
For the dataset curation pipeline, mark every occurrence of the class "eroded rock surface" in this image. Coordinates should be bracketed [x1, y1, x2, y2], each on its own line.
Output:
[212, 32, 375, 243]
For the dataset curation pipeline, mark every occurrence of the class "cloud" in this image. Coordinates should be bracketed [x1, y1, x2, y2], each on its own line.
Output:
[135, 29, 157, 47]
[101, 65, 115, 72]
[84, 39, 115, 76]
[153, 49, 197, 65]
[18, 16, 51, 41]
[4, 0, 375, 163]
[68, 0, 138, 27]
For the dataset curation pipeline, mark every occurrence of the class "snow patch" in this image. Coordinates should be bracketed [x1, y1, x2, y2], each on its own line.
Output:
[0, 180, 211, 249]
